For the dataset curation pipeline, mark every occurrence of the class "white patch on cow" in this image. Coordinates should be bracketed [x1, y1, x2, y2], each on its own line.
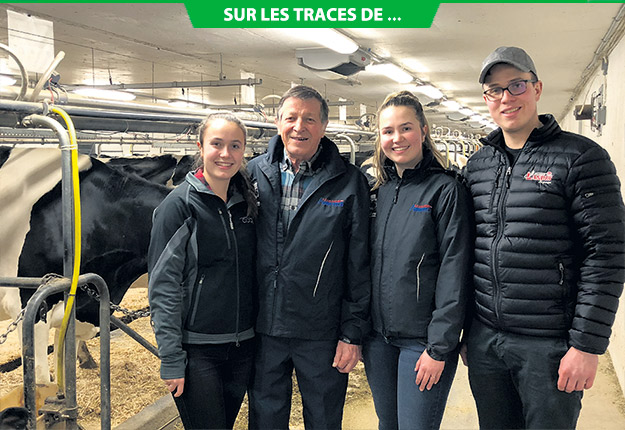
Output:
[361, 156, 375, 179]
[0, 147, 92, 382]
[42, 302, 99, 382]
[455, 154, 468, 169]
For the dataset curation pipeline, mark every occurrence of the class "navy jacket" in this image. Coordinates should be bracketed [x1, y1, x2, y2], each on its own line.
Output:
[371, 150, 473, 360]
[247, 135, 371, 343]
[464, 114, 625, 354]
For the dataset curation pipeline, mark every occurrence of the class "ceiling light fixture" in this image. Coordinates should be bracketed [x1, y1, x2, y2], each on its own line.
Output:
[401, 58, 429, 74]
[168, 100, 202, 108]
[289, 28, 358, 54]
[441, 100, 461, 111]
[366, 63, 413, 84]
[412, 84, 444, 100]
[0, 75, 17, 86]
[458, 107, 474, 116]
[72, 87, 136, 101]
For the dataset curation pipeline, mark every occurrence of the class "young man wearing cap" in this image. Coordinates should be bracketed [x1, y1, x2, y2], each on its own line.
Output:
[463, 46, 625, 428]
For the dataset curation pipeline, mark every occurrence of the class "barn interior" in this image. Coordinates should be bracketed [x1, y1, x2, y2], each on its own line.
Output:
[1, 2, 625, 429]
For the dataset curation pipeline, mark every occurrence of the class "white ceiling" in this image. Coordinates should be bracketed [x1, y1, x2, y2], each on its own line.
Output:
[1, 3, 623, 135]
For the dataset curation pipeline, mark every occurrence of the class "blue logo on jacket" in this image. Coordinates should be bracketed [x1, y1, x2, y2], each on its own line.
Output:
[318, 198, 344, 207]
[411, 204, 432, 212]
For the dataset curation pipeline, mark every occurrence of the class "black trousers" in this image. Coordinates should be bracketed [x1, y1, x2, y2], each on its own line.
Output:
[248, 334, 348, 429]
[466, 319, 583, 429]
[173, 339, 254, 430]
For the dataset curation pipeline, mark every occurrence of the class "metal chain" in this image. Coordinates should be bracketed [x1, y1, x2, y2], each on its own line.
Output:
[0, 277, 151, 345]
[0, 308, 25, 345]
[79, 284, 151, 319]
[0, 273, 63, 345]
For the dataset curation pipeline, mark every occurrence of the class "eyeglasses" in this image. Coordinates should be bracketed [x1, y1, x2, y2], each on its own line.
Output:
[483, 79, 537, 101]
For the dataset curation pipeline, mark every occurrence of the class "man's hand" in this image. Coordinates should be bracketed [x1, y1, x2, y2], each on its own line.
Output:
[163, 377, 185, 397]
[333, 341, 361, 373]
[414, 349, 445, 391]
[557, 347, 599, 393]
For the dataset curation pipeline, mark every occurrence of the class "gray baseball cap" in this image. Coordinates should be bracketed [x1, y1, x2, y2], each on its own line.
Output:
[479, 46, 538, 83]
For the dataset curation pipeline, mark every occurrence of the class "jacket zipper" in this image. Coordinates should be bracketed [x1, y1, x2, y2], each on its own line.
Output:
[271, 266, 278, 331]
[227, 209, 241, 346]
[189, 274, 205, 326]
[218, 208, 232, 250]
[558, 262, 565, 286]
[490, 159, 513, 328]
[313, 241, 334, 297]
[416, 253, 425, 302]
[393, 180, 401, 203]
[379, 178, 402, 336]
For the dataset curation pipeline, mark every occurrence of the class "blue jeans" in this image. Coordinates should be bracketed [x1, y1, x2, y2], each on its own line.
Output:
[249, 334, 348, 430]
[466, 319, 583, 429]
[173, 339, 254, 430]
[363, 332, 458, 430]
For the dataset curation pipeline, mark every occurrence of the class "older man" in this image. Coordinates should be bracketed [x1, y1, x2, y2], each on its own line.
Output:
[463, 46, 625, 429]
[247, 85, 371, 429]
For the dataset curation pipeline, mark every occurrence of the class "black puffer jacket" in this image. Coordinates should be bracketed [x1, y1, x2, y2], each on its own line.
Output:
[248, 135, 371, 343]
[464, 114, 625, 354]
[371, 150, 473, 360]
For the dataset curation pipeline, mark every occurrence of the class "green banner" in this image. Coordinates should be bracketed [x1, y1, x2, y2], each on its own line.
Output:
[184, 1, 440, 28]
[9, 2, 625, 28]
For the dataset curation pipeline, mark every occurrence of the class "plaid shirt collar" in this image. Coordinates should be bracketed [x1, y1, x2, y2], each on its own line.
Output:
[280, 145, 321, 175]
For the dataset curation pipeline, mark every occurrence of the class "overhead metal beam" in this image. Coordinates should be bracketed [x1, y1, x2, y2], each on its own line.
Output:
[63, 77, 263, 91]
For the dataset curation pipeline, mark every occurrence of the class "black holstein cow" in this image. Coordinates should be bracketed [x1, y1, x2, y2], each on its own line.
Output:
[0, 147, 190, 382]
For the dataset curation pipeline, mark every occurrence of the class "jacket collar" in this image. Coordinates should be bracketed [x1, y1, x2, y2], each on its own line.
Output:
[480, 114, 561, 151]
[184, 170, 245, 207]
[383, 146, 442, 181]
[262, 134, 345, 177]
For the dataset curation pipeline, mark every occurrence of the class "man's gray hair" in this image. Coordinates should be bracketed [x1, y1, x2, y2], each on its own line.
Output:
[277, 85, 329, 124]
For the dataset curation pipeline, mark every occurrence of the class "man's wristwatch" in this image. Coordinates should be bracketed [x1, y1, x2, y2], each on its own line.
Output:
[339, 335, 352, 344]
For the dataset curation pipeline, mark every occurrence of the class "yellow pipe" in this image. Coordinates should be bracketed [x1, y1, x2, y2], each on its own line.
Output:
[50, 106, 82, 392]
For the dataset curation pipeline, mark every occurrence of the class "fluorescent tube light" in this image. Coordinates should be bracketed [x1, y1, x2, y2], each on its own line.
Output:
[441, 100, 461, 110]
[413, 85, 444, 100]
[366, 64, 413, 84]
[458, 107, 474, 116]
[401, 58, 429, 74]
[0, 75, 17, 86]
[72, 88, 136, 101]
[287, 28, 358, 54]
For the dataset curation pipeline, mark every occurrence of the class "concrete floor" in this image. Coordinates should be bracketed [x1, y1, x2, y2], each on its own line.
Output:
[343, 353, 625, 429]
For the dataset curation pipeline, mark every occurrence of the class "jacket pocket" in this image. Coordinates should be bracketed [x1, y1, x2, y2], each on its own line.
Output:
[559, 261, 574, 322]
[416, 253, 425, 302]
[313, 241, 334, 297]
[188, 273, 205, 327]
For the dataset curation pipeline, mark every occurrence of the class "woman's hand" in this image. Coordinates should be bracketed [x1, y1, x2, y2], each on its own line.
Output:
[414, 350, 445, 391]
[163, 377, 185, 397]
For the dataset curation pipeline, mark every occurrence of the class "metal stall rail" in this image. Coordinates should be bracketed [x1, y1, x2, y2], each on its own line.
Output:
[0, 274, 111, 430]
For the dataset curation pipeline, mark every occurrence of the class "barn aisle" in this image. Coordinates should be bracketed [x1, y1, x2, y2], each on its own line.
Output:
[341, 352, 625, 430]
[2, 290, 625, 429]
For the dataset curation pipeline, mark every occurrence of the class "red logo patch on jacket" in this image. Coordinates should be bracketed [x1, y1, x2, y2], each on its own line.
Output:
[318, 198, 344, 207]
[411, 204, 432, 212]
[524, 170, 553, 184]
